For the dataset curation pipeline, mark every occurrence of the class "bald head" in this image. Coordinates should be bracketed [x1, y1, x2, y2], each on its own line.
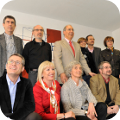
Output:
[32, 25, 44, 42]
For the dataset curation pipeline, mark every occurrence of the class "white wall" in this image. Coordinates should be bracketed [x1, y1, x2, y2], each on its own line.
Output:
[0, 9, 112, 50]
[112, 28, 120, 50]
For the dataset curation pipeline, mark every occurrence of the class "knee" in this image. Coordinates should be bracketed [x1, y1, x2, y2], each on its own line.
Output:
[96, 102, 107, 113]
[25, 112, 42, 120]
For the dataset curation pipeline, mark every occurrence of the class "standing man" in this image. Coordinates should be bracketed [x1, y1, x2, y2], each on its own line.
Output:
[22, 25, 52, 86]
[53, 25, 95, 84]
[0, 54, 42, 120]
[90, 61, 120, 119]
[86, 34, 101, 73]
[0, 15, 23, 77]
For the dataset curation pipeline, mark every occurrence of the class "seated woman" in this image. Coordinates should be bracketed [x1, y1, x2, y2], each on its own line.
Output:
[33, 61, 76, 120]
[61, 61, 107, 120]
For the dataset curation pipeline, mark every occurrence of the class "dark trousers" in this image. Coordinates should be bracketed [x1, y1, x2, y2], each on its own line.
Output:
[29, 70, 38, 87]
[75, 102, 107, 120]
[24, 112, 42, 120]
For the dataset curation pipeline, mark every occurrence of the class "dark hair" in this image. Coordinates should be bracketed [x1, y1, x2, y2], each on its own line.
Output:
[86, 34, 93, 41]
[3, 15, 16, 25]
[104, 36, 114, 47]
[77, 37, 87, 43]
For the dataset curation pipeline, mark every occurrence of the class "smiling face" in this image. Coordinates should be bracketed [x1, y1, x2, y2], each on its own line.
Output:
[42, 66, 55, 82]
[99, 63, 112, 77]
[3, 18, 16, 35]
[71, 64, 82, 80]
[79, 40, 87, 47]
[63, 25, 74, 40]
[6, 55, 24, 77]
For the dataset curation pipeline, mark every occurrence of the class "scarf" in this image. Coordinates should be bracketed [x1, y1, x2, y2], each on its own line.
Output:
[36, 80, 60, 114]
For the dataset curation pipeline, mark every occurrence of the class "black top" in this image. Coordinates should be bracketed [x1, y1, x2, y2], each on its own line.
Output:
[22, 39, 52, 73]
[81, 47, 98, 74]
[105, 82, 111, 105]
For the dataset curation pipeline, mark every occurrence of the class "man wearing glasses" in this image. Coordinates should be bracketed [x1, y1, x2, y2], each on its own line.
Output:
[22, 25, 52, 86]
[90, 61, 120, 119]
[0, 53, 42, 120]
[0, 15, 23, 77]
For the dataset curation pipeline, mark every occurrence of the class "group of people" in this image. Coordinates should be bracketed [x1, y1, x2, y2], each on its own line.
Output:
[0, 15, 120, 120]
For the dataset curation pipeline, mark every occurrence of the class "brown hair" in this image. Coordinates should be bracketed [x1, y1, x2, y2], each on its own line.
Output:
[104, 36, 114, 47]
[77, 37, 87, 43]
[3, 15, 16, 25]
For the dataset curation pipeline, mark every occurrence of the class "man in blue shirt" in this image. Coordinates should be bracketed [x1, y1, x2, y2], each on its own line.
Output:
[0, 53, 42, 120]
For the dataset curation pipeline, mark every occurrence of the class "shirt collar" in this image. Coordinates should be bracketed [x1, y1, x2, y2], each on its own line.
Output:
[102, 75, 110, 84]
[6, 74, 21, 86]
[4, 32, 13, 39]
[65, 38, 73, 44]
[88, 47, 94, 53]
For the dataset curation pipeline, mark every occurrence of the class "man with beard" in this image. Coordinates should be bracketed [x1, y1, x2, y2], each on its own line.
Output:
[86, 34, 101, 73]
[90, 61, 120, 119]
[22, 25, 52, 86]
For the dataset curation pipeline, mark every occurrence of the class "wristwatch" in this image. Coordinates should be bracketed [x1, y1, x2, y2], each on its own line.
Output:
[85, 110, 88, 116]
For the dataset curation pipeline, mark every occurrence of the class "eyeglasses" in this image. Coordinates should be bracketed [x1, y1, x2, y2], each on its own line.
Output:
[66, 28, 74, 31]
[8, 60, 22, 65]
[33, 29, 44, 32]
[106, 40, 113, 42]
[102, 66, 111, 69]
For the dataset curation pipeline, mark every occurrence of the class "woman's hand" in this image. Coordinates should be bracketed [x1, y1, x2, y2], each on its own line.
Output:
[65, 111, 76, 119]
[87, 103, 97, 120]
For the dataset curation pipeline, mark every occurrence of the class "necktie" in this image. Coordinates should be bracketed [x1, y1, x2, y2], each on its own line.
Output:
[69, 41, 75, 57]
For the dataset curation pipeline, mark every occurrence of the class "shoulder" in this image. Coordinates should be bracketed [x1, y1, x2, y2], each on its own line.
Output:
[54, 39, 63, 44]
[114, 49, 120, 53]
[94, 47, 101, 51]
[24, 41, 33, 47]
[110, 75, 118, 81]
[61, 78, 72, 90]
[43, 41, 51, 47]
[90, 74, 100, 81]
[20, 77, 32, 86]
[14, 35, 22, 41]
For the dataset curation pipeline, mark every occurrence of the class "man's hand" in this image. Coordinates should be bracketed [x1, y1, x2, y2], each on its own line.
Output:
[109, 105, 119, 114]
[107, 107, 113, 114]
[60, 73, 68, 83]
[89, 72, 96, 77]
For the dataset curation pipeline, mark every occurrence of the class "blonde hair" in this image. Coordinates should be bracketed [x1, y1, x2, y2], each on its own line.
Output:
[37, 61, 55, 83]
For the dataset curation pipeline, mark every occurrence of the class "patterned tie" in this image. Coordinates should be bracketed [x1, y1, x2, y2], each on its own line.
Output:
[69, 41, 75, 57]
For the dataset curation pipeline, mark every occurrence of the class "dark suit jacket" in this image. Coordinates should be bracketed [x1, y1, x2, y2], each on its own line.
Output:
[86, 47, 101, 73]
[0, 74, 35, 120]
[0, 33, 23, 77]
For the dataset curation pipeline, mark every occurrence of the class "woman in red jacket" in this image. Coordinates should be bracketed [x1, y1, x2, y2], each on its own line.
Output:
[33, 61, 75, 120]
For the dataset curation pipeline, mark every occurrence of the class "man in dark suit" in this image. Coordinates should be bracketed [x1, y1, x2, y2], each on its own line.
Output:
[0, 54, 42, 120]
[86, 34, 101, 73]
[0, 15, 23, 77]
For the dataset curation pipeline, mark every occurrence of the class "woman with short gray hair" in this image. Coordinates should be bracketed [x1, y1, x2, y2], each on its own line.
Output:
[61, 61, 107, 120]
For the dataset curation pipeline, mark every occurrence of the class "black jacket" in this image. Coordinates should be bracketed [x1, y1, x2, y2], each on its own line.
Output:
[0, 74, 35, 120]
[100, 48, 120, 78]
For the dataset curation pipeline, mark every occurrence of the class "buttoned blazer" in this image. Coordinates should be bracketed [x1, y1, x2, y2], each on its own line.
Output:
[86, 47, 101, 73]
[0, 74, 35, 120]
[90, 74, 120, 105]
[53, 39, 91, 83]
[0, 33, 23, 77]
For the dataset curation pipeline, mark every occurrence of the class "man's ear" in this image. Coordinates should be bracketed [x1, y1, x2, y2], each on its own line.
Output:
[21, 66, 25, 72]
[99, 69, 102, 74]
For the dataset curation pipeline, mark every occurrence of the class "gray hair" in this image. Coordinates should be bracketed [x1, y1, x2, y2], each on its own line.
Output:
[8, 53, 25, 66]
[98, 61, 111, 69]
[65, 61, 83, 78]
[63, 24, 73, 31]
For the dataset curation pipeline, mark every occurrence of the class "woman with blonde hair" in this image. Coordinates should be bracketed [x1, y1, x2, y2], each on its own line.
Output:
[33, 61, 76, 120]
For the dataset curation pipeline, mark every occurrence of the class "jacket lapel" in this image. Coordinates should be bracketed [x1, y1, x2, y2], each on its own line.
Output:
[13, 80, 22, 111]
[62, 39, 75, 57]
[2, 75, 12, 112]
[0, 34, 7, 62]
